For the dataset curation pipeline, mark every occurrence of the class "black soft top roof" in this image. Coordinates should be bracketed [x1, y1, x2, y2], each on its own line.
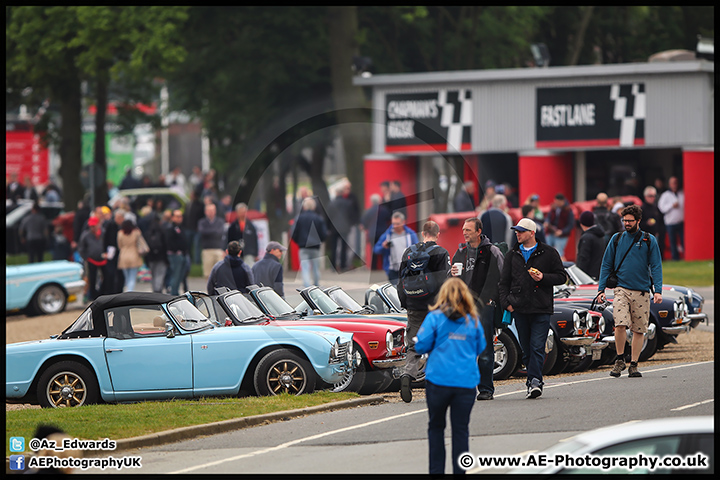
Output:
[90, 292, 179, 313]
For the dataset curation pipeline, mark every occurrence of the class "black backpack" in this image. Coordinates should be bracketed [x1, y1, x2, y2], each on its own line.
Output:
[400, 242, 440, 299]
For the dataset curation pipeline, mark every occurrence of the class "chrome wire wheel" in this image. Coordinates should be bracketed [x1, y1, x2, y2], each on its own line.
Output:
[332, 368, 355, 392]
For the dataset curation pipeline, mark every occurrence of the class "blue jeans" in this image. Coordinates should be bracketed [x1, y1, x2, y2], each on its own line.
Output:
[513, 312, 551, 388]
[546, 234, 569, 258]
[426, 380, 476, 475]
[299, 248, 322, 287]
[666, 222, 684, 260]
[167, 253, 185, 295]
[477, 305, 495, 395]
[122, 267, 139, 292]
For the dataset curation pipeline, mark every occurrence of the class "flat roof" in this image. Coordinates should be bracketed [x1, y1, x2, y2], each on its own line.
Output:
[353, 60, 714, 87]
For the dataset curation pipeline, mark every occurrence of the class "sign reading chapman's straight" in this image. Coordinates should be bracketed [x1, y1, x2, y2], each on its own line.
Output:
[536, 83, 646, 149]
[385, 89, 472, 153]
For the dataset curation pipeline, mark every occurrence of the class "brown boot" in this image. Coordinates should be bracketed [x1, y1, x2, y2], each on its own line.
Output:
[610, 358, 626, 377]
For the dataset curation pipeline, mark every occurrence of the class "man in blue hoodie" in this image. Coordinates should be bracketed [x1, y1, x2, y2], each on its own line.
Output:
[373, 212, 418, 285]
[598, 204, 663, 379]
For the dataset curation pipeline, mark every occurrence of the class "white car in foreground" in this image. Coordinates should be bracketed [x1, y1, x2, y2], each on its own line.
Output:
[510, 416, 713, 475]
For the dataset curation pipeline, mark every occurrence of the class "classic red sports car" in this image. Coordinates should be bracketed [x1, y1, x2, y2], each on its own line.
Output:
[187, 287, 407, 395]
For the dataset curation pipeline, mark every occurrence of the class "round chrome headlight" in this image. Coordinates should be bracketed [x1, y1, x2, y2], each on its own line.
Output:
[673, 301, 679, 319]
[587, 314, 595, 330]
[573, 311, 582, 331]
[598, 317, 606, 335]
[333, 339, 341, 359]
[386, 330, 394, 353]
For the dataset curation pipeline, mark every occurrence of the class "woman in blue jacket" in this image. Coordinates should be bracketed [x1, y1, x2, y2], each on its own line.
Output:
[415, 277, 486, 475]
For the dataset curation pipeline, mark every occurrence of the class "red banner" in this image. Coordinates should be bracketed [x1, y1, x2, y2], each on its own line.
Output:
[5, 131, 49, 185]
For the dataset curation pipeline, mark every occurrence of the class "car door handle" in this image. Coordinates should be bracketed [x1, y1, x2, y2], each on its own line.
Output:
[105, 349, 123, 352]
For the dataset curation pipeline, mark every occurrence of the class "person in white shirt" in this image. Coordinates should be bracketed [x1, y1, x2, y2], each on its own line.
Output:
[657, 176, 684, 260]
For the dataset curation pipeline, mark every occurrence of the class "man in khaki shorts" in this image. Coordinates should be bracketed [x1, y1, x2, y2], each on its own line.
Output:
[597, 205, 663, 378]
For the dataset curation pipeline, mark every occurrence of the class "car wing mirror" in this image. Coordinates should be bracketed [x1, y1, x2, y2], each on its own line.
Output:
[166, 321, 176, 338]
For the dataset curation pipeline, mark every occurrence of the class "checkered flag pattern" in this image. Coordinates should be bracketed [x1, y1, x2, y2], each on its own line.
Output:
[610, 83, 646, 147]
[438, 89, 472, 151]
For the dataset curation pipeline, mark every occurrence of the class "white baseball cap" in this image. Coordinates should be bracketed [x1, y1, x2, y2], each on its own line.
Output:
[511, 218, 537, 233]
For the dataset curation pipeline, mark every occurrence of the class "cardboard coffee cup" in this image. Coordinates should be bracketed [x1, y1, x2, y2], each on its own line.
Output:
[453, 262, 463, 276]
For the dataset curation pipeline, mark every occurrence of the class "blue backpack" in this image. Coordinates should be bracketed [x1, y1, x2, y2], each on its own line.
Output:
[400, 243, 440, 299]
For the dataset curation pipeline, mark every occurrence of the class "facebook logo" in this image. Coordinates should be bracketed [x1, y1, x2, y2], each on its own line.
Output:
[10, 436, 25, 452]
[9, 455, 25, 471]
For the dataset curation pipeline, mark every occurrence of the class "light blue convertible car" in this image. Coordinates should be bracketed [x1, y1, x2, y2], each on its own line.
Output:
[6, 260, 85, 315]
[6, 292, 355, 408]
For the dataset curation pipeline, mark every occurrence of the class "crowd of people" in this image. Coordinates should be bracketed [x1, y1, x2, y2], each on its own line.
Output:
[8, 166, 682, 475]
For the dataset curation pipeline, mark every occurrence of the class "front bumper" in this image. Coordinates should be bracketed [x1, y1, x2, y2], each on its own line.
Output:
[64, 279, 86, 299]
[559, 336, 596, 347]
[372, 354, 407, 369]
[662, 324, 690, 336]
[687, 312, 708, 328]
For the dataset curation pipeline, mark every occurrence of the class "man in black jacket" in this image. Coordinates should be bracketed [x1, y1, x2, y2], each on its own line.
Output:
[251, 241, 287, 298]
[576, 211, 607, 280]
[227, 202, 259, 266]
[291, 196, 328, 287]
[498, 218, 566, 399]
[207, 241, 255, 294]
[449, 217, 504, 401]
[397, 221, 450, 403]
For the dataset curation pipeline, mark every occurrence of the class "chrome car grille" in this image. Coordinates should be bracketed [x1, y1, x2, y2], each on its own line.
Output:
[329, 341, 351, 365]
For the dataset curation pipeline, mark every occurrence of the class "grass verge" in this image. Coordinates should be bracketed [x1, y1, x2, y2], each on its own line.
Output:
[5, 391, 359, 457]
[661, 260, 714, 287]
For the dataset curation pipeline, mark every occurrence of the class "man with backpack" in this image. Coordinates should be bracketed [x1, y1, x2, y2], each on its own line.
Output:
[593, 192, 623, 245]
[598, 204, 663, 379]
[449, 217, 504, 401]
[397, 221, 450, 403]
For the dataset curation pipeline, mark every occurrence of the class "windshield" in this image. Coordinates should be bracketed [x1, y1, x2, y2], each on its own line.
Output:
[224, 292, 267, 322]
[327, 288, 363, 312]
[568, 264, 598, 285]
[383, 284, 404, 311]
[256, 289, 295, 316]
[167, 298, 213, 331]
[307, 288, 342, 314]
[62, 307, 94, 335]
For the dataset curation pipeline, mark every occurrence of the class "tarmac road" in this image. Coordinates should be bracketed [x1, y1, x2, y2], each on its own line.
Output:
[79, 361, 714, 475]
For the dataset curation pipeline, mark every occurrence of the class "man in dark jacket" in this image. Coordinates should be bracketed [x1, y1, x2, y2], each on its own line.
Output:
[498, 218, 566, 399]
[592, 192, 623, 245]
[77, 216, 107, 301]
[251, 241, 287, 298]
[397, 221, 450, 403]
[640, 186, 666, 260]
[326, 181, 361, 272]
[207, 241, 255, 294]
[291, 196, 327, 287]
[449, 217, 504, 401]
[227, 202, 259, 266]
[544, 193, 575, 261]
[164, 209, 189, 296]
[143, 213, 168, 293]
[576, 211, 607, 280]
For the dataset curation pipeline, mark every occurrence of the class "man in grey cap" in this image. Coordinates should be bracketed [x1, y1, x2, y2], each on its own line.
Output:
[251, 241, 287, 298]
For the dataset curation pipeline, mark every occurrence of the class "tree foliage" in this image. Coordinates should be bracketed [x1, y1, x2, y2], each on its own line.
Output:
[7, 6, 714, 215]
[6, 6, 189, 208]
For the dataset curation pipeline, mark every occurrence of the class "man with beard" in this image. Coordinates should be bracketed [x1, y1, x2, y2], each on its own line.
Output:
[598, 205, 663, 379]
[449, 217, 504, 401]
